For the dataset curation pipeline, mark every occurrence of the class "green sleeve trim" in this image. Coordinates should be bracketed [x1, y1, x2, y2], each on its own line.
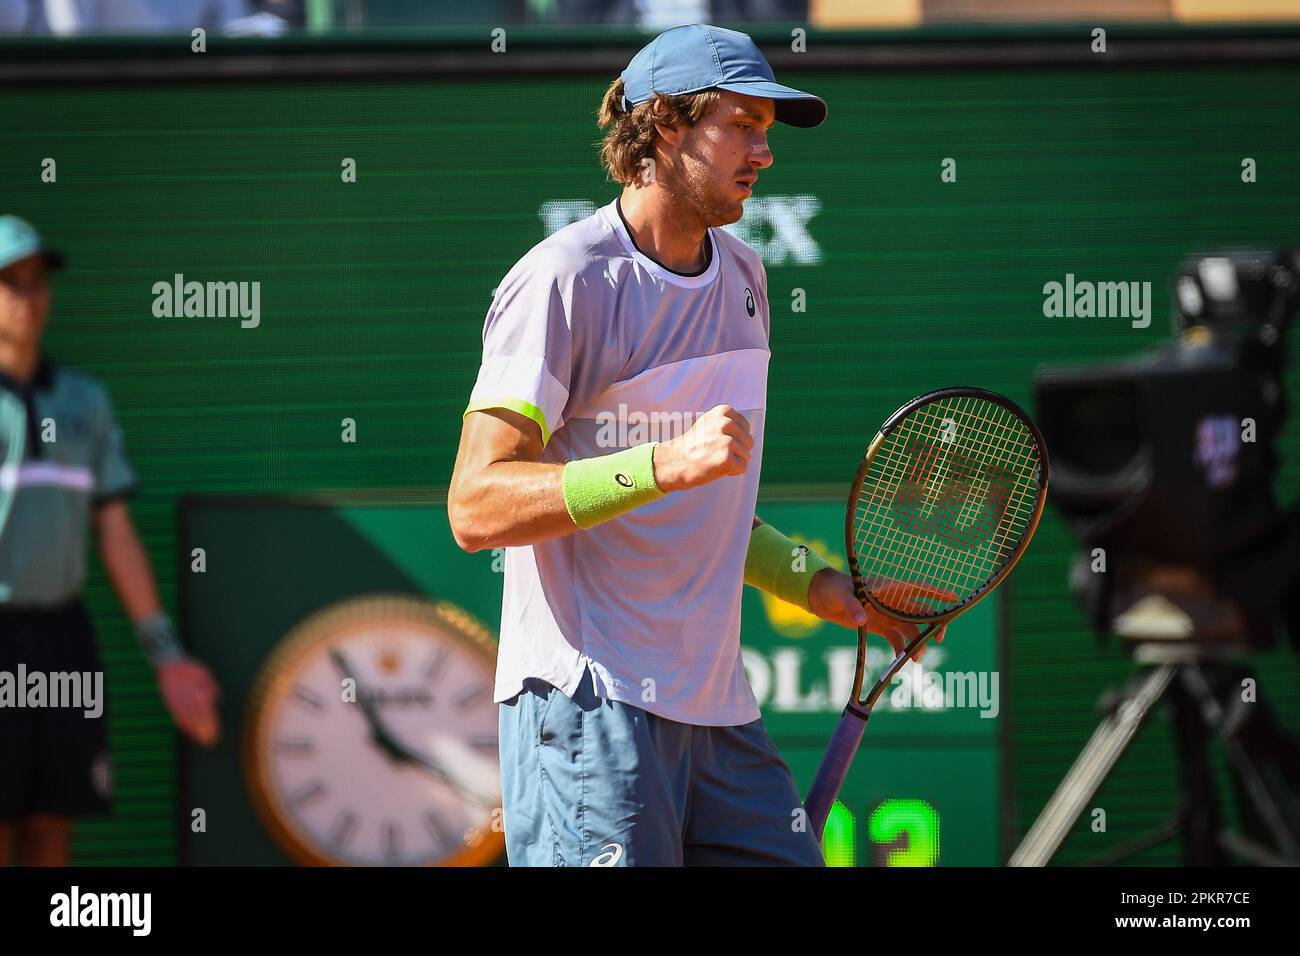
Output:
[744, 522, 834, 611]
[464, 397, 551, 446]
[561, 443, 666, 530]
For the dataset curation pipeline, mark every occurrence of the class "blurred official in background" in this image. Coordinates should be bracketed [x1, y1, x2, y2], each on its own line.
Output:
[0, 215, 220, 866]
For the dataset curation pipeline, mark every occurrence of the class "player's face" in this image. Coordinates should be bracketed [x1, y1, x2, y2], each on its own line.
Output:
[0, 255, 52, 350]
[672, 91, 775, 227]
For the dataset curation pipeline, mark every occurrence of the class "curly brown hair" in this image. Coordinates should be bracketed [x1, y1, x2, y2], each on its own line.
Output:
[597, 77, 722, 186]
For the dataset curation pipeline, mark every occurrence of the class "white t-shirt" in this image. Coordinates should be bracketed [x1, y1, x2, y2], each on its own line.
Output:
[467, 198, 770, 726]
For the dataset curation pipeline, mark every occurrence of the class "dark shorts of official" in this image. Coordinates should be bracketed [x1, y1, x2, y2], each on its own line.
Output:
[0, 600, 112, 823]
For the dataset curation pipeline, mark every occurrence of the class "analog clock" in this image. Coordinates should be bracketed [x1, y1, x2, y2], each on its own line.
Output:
[243, 594, 502, 866]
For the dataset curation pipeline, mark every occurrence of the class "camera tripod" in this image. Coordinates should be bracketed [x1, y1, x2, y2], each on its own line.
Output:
[1010, 638, 1300, 867]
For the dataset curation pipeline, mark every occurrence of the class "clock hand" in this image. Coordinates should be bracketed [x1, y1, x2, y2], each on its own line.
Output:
[328, 648, 497, 807]
[328, 647, 410, 763]
[402, 746, 498, 807]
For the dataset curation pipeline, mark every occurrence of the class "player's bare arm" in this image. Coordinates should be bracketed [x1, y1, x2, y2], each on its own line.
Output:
[448, 407, 567, 552]
[449, 403, 753, 552]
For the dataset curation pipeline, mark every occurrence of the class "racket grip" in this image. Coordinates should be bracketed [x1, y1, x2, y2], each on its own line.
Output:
[805, 708, 869, 842]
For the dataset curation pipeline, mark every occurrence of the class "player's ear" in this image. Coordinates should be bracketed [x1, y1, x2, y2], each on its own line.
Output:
[651, 98, 682, 148]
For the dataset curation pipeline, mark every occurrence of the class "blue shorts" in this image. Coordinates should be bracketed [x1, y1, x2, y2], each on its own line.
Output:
[498, 667, 825, 867]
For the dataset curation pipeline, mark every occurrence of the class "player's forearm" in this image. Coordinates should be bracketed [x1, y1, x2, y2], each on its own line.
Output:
[94, 502, 186, 665]
[95, 508, 163, 622]
[451, 440, 676, 551]
[448, 459, 576, 552]
[450, 404, 749, 552]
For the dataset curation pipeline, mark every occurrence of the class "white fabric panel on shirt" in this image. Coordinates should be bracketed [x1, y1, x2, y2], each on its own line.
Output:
[568, 348, 769, 426]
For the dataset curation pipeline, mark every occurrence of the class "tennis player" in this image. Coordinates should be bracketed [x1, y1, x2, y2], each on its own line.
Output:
[450, 24, 941, 866]
[0, 215, 220, 866]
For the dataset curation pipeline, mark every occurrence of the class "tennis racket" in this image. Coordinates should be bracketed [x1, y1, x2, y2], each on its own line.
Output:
[804, 386, 1049, 841]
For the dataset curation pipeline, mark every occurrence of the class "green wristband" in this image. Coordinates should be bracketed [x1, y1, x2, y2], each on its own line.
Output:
[743, 523, 834, 611]
[562, 442, 667, 529]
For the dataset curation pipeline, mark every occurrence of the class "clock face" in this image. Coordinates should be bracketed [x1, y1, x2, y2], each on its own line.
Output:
[243, 596, 503, 866]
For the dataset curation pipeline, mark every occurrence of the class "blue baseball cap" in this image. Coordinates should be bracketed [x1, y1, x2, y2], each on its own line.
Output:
[620, 24, 827, 129]
[0, 215, 64, 272]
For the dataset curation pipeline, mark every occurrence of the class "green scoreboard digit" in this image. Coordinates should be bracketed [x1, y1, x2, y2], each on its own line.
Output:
[181, 495, 1004, 866]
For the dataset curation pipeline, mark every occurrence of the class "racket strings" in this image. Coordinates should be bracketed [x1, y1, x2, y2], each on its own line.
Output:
[852, 394, 1043, 616]
[865, 399, 1038, 605]
[855, 401, 1019, 593]
[862, 401, 1038, 610]
[901, 398, 1040, 581]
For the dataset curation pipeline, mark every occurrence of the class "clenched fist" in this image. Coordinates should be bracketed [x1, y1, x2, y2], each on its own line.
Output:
[652, 405, 753, 492]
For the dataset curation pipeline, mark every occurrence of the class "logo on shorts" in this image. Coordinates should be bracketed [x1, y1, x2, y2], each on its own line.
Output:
[590, 842, 623, 866]
[745, 287, 755, 317]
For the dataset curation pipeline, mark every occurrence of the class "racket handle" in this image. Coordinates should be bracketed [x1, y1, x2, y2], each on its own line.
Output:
[805, 707, 870, 843]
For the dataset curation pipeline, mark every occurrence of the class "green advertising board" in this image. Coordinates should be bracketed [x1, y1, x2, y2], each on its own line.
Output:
[181, 495, 1002, 866]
